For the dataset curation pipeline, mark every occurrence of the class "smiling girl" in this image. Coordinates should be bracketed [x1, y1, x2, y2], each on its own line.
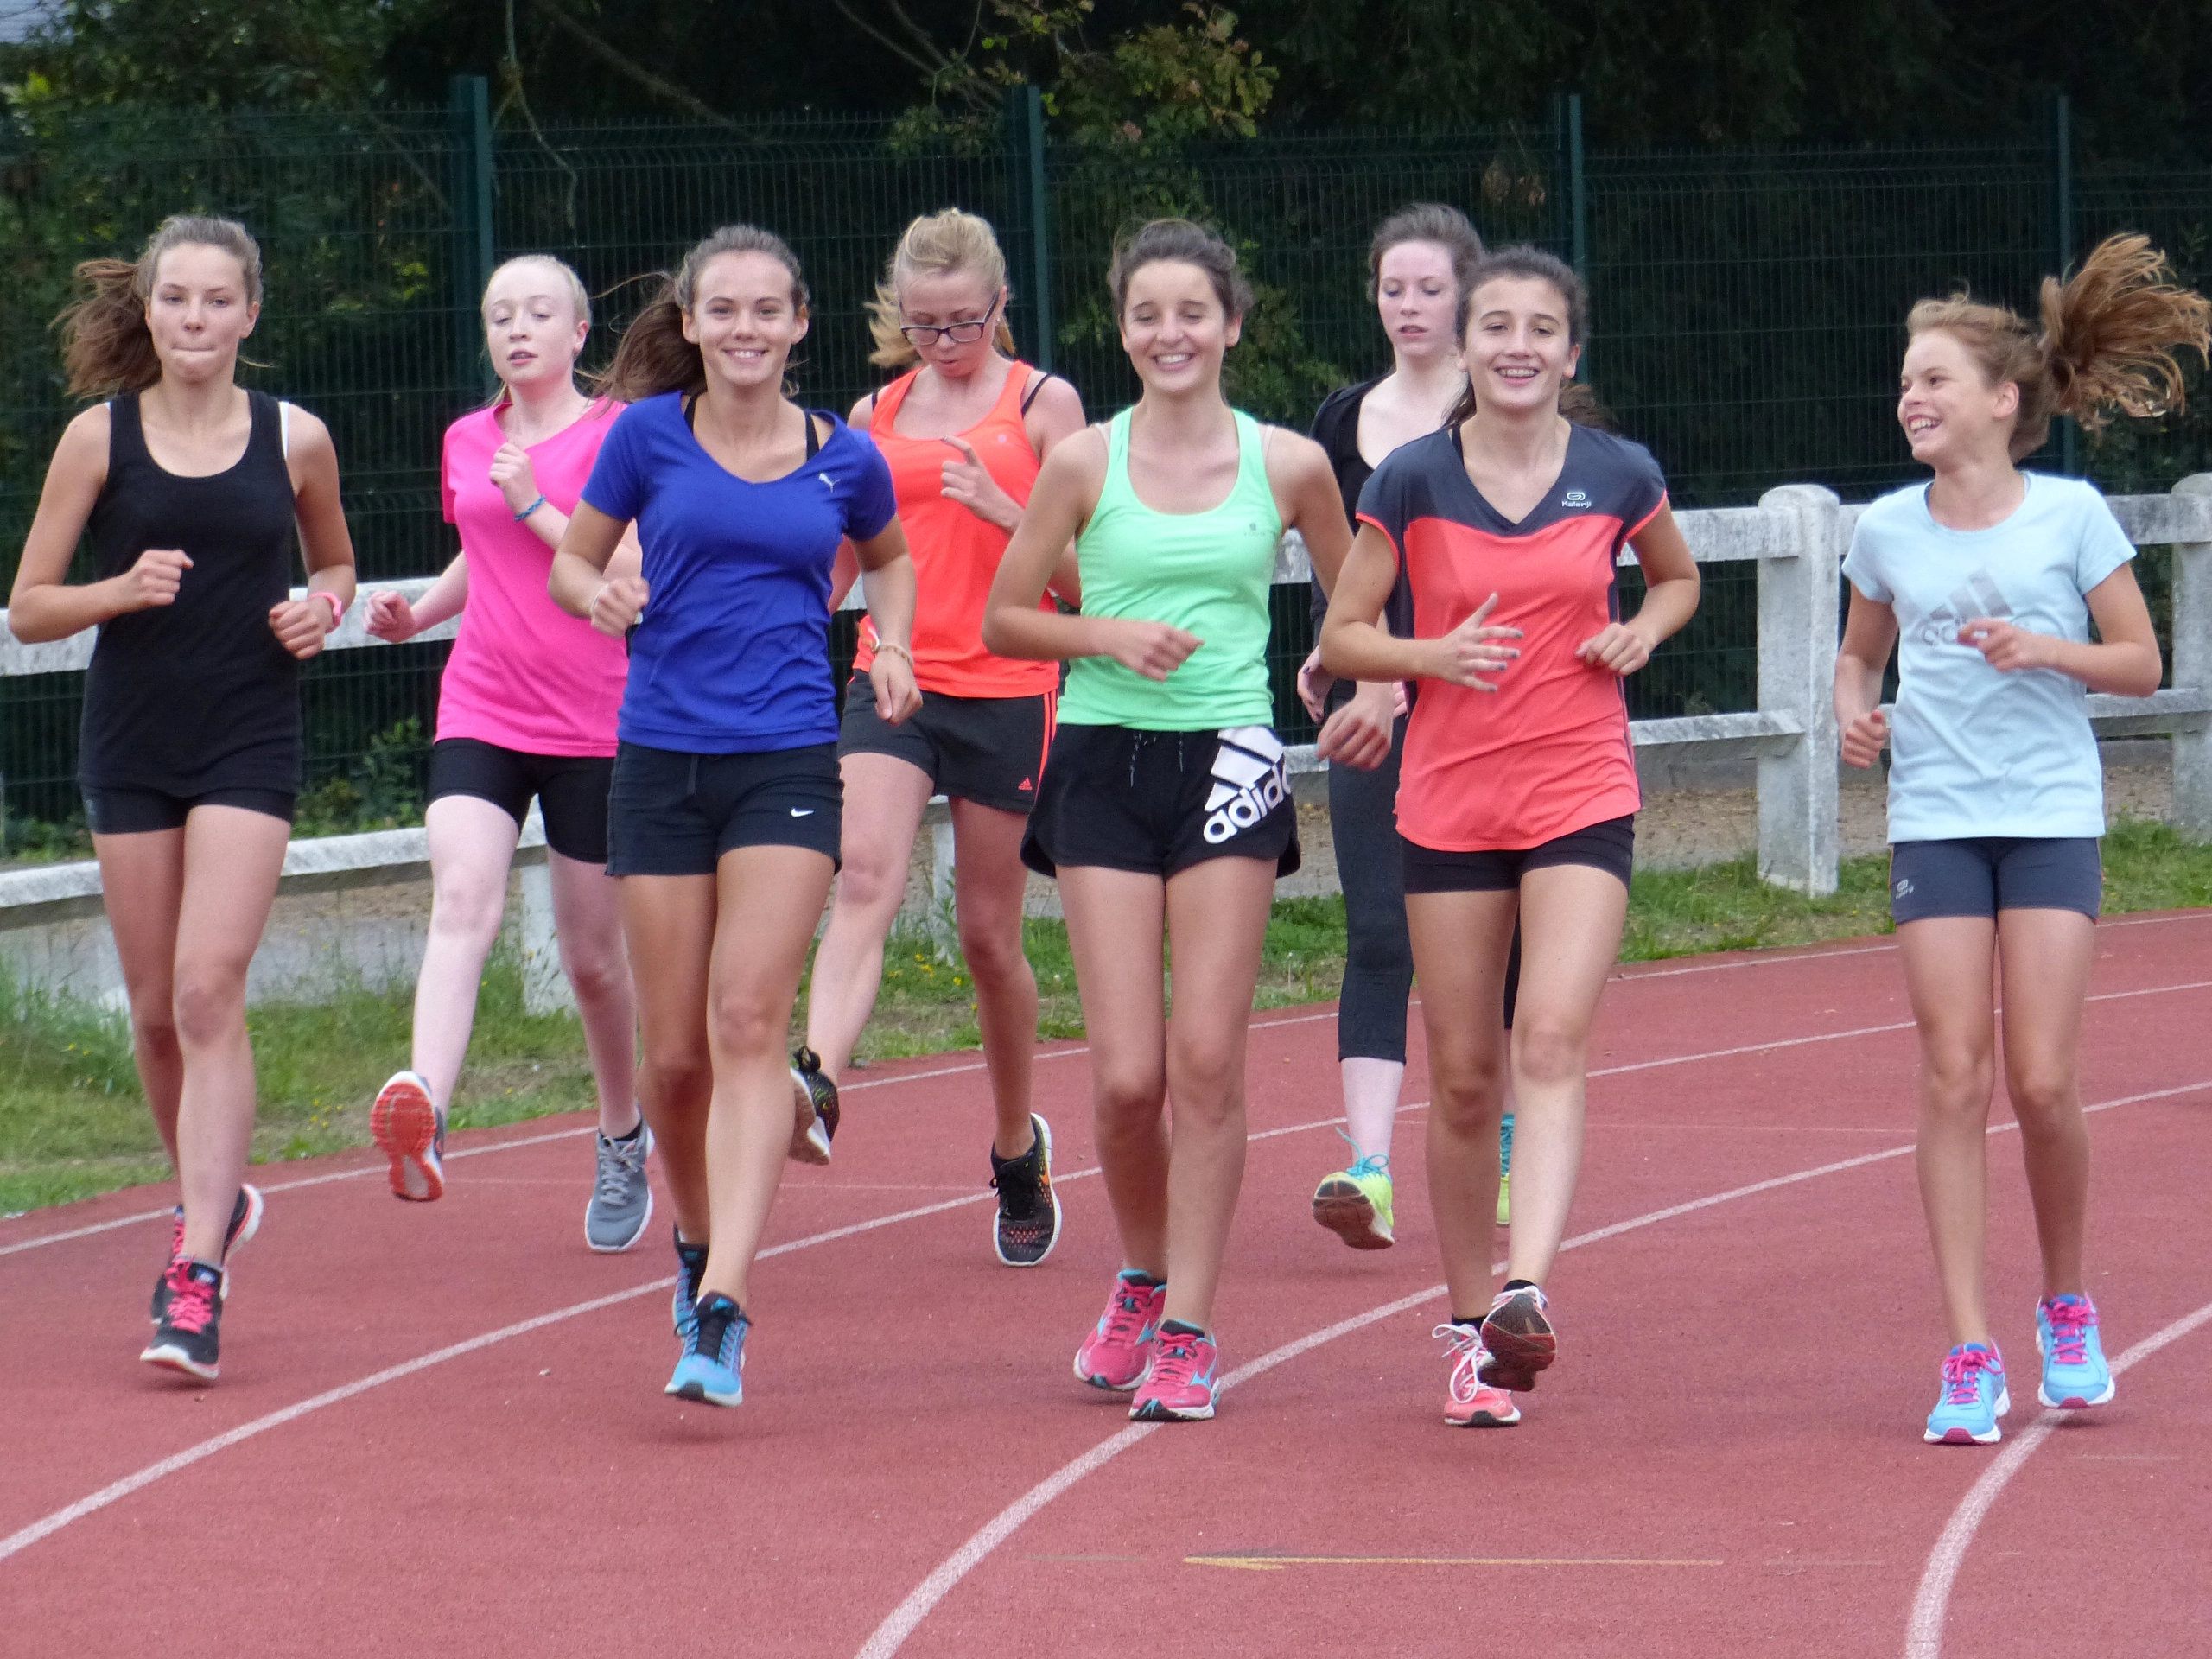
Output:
[805, 209, 1085, 1268]
[984, 219, 1351, 1421]
[550, 225, 918, 1407]
[9, 215, 358, 1381]
[363, 257, 647, 1248]
[1835, 235, 2208, 1446]
[1321, 245, 1700, 1427]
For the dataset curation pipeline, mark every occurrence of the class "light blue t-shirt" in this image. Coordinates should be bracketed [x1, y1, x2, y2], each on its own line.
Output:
[1843, 473, 2134, 843]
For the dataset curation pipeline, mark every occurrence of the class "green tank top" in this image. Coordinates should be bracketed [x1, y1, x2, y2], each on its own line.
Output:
[1059, 406, 1284, 730]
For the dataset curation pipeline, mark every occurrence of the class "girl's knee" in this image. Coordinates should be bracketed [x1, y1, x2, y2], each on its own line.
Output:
[1512, 1021, 1586, 1089]
[170, 967, 246, 1047]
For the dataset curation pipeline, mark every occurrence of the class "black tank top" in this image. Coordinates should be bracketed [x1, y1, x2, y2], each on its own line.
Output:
[80, 390, 303, 795]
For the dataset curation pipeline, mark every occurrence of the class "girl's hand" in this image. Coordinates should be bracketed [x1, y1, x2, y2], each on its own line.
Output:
[1103, 619, 1202, 682]
[1315, 678, 1395, 772]
[940, 436, 1020, 532]
[591, 575, 649, 639]
[1576, 621, 1652, 677]
[269, 594, 334, 661]
[869, 650, 923, 724]
[118, 547, 190, 611]
[1296, 643, 1333, 721]
[1433, 593, 1522, 690]
[365, 588, 417, 643]
[1840, 708, 1889, 769]
[490, 441, 541, 517]
[1958, 618, 2054, 672]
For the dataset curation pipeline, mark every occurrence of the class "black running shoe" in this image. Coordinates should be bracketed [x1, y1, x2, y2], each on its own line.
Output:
[151, 1185, 264, 1324]
[142, 1259, 225, 1381]
[787, 1046, 839, 1166]
[989, 1114, 1063, 1268]
[671, 1227, 710, 1338]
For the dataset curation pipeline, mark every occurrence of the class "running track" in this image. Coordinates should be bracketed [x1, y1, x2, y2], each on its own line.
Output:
[5, 915, 2210, 1657]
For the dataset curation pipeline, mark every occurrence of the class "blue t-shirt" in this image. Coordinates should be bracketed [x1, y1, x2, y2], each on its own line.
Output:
[1843, 472, 2134, 843]
[582, 392, 898, 753]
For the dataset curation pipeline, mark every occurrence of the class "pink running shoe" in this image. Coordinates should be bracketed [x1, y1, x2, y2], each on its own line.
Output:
[1434, 1322, 1522, 1427]
[1073, 1270, 1165, 1392]
[372, 1070, 444, 1201]
[1131, 1325, 1220, 1422]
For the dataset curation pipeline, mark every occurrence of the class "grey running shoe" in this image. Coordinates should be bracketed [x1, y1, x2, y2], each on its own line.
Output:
[585, 1122, 654, 1253]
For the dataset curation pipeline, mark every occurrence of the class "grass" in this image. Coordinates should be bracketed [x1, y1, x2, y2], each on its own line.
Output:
[7, 817, 2209, 1217]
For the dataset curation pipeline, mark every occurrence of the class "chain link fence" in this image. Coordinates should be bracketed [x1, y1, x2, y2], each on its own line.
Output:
[3, 90, 2207, 830]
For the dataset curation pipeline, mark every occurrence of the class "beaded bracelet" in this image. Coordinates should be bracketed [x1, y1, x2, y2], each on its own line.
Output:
[512, 494, 548, 522]
[876, 640, 915, 667]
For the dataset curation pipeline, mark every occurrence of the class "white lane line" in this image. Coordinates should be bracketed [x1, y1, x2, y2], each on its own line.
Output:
[1903, 1294, 2212, 1659]
[854, 1076, 2212, 1659]
[1620, 944, 1897, 979]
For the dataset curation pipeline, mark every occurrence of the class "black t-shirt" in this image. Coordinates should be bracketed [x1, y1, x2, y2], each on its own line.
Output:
[1308, 379, 1416, 696]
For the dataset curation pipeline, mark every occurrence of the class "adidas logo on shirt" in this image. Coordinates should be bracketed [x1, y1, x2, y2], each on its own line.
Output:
[1917, 566, 2015, 648]
[1203, 726, 1289, 845]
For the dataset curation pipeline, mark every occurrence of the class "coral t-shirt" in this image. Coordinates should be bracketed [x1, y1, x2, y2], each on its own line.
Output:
[437, 399, 629, 756]
[1357, 423, 1668, 850]
[852, 361, 1059, 698]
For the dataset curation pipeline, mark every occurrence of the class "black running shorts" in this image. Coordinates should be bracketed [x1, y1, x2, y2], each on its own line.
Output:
[81, 784, 295, 834]
[837, 678, 1053, 815]
[1401, 816, 1637, 893]
[1889, 836, 2101, 924]
[1021, 723, 1300, 880]
[427, 737, 614, 865]
[606, 741, 842, 877]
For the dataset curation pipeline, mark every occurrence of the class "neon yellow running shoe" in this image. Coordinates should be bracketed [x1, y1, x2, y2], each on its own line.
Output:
[1496, 1111, 1515, 1226]
[1313, 1154, 1395, 1250]
[1497, 1173, 1511, 1227]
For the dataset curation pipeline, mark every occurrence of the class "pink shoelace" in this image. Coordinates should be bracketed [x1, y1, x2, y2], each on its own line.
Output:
[1147, 1334, 1207, 1388]
[1941, 1346, 2001, 1406]
[1098, 1282, 1158, 1346]
[2044, 1298, 2094, 1365]
[163, 1264, 217, 1334]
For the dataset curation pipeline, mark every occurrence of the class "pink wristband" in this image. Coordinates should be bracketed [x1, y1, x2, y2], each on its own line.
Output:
[312, 589, 344, 629]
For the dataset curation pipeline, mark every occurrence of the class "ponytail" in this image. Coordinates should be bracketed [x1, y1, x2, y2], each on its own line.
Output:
[597, 224, 810, 404]
[1908, 233, 2212, 462]
[55, 214, 264, 398]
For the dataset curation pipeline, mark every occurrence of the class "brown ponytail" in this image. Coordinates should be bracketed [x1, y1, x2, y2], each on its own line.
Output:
[597, 224, 810, 404]
[54, 214, 264, 398]
[1445, 245, 1610, 430]
[1908, 233, 2212, 462]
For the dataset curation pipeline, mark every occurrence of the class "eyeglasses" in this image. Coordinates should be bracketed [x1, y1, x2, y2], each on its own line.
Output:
[899, 297, 1000, 347]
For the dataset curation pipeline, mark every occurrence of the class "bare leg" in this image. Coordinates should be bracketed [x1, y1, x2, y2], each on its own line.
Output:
[1898, 917, 2000, 1348]
[804, 753, 933, 1081]
[622, 874, 716, 1242]
[1405, 889, 1517, 1319]
[168, 806, 290, 1262]
[950, 797, 1040, 1159]
[1501, 863, 1630, 1287]
[1157, 856, 1276, 1331]
[1995, 908, 2097, 1300]
[408, 795, 521, 1108]
[697, 844, 837, 1308]
[94, 829, 187, 1168]
[1057, 866, 1170, 1279]
[1341, 1058, 1407, 1165]
[546, 848, 640, 1137]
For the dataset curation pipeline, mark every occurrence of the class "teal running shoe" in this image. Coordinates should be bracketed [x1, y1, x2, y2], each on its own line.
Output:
[2037, 1294, 2115, 1409]
[1497, 1112, 1515, 1227]
[671, 1228, 709, 1338]
[1313, 1152, 1395, 1249]
[666, 1292, 748, 1408]
[1924, 1344, 2009, 1445]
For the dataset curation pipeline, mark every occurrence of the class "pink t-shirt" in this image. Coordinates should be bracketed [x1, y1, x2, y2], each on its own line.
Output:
[436, 398, 627, 756]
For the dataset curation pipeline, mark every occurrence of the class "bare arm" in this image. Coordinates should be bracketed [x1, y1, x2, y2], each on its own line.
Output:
[270, 408, 356, 660]
[6, 407, 153, 644]
[852, 518, 921, 723]
[1834, 586, 1899, 768]
[1319, 524, 1519, 688]
[549, 500, 639, 639]
[1575, 504, 1700, 675]
[367, 551, 469, 642]
[1958, 563, 2161, 696]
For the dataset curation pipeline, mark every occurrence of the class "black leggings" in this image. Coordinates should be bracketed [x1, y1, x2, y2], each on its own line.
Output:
[1327, 707, 1520, 1064]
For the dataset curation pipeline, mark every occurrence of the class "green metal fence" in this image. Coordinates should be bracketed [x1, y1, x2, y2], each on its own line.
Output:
[3, 88, 2209, 830]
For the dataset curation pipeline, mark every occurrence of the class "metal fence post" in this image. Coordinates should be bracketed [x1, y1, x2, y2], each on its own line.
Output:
[2171, 474, 2212, 840]
[1754, 484, 1842, 893]
[1006, 85, 1053, 373]
[2051, 92, 2078, 474]
[448, 74, 496, 395]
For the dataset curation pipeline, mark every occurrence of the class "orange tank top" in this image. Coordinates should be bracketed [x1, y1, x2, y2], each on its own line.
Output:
[852, 359, 1059, 698]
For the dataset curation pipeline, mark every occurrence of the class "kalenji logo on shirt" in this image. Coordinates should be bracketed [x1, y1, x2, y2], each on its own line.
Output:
[1203, 726, 1289, 845]
[1560, 489, 1592, 509]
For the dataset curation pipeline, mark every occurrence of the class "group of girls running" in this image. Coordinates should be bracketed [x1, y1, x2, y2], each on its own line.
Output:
[12, 198, 2205, 1447]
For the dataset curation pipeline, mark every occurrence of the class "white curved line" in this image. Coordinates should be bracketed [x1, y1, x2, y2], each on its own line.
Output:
[1903, 1294, 2212, 1659]
[855, 1077, 2212, 1658]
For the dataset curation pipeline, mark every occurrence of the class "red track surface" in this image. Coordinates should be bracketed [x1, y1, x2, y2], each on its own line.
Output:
[5, 915, 2210, 1657]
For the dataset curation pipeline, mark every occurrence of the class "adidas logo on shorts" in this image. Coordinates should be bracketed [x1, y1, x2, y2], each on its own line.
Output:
[1203, 726, 1289, 846]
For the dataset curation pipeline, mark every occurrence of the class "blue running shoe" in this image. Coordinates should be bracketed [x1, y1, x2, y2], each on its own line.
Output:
[671, 1229, 709, 1338]
[1924, 1344, 2009, 1445]
[2037, 1294, 2115, 1409]
[665, 1292, 747, 1408]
